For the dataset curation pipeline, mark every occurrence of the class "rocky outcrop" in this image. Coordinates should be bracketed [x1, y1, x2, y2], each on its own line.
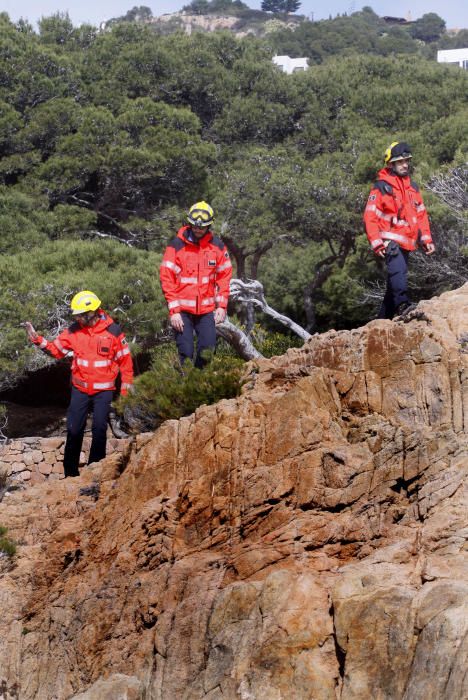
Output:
[149, 12, 299, 38]
[0, 285, 467, 699]
[154, 12, 242, 34]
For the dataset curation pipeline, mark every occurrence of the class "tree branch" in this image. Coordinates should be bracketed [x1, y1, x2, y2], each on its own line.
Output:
[229, 279, 311, 341]
[216, 317, 263, 360]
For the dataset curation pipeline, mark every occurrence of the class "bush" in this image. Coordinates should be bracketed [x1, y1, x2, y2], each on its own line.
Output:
[0, 526, 17, 557]
[250, 326, 303, 357]
[117, 346, 244, 431]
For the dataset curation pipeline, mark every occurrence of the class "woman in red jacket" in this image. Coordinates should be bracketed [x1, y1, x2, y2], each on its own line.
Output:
[160, 202, 232, 367]
[25, 290, 133, 477]
[363, 142, 435, 319]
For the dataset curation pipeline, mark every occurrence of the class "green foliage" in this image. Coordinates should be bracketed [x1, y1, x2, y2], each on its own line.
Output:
[0, 240, 165, 389]
[261, 0, 301, 13]
[118, 347, 244, 429]
[120, 6, 153, 23]
[268, 11, 450, 63]
[0, 8, 466, 394]
[409, 13, 446, 43]
[438, 29, 468, 50]
[249, 326, 303, 356]
[0, 527, 17, 557]
[183, 0, 255, 16]
[183, 0, 211, 14]
[38, 13, 75, 45]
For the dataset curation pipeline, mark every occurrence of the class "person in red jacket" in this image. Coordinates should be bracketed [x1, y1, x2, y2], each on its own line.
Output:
[363, 141, 435, 319]
[160, 201, 232, 367]
[24, 290, 133, 478]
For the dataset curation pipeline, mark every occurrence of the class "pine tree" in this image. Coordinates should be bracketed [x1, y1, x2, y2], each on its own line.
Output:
[261, 0, 283, 12]
[283, 0, 301, 13]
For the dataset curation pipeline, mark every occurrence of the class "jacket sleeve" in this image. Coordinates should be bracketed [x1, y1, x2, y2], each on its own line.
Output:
[215, 244, 232, 309]
[160, 244, 182, 315]
[32, 329, 73, 360]
[363, 187, 390, 254]
[416, 194, 433, 247]
[114, 333, 134, 395]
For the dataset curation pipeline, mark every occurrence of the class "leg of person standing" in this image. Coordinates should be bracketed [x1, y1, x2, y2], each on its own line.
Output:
[175, 312, 196, 366]
[63, 386, 90, 477]
[193, 312, 217, 368]
[378, 244, 410, 319]
[378, 283, 394, 320]
[88, 390, 114, 465]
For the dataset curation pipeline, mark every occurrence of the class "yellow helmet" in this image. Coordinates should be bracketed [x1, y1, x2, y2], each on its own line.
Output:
[384, 141, 412, 164]
[70, 290, 101, 315]
[187, 201, 214, 227]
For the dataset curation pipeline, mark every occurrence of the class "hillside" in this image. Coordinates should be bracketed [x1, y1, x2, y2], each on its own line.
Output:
[1, 283, 467, 698]
[109, 4, 468, 49]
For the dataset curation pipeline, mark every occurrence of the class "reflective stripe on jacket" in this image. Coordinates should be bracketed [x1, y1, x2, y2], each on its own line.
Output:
[160, 226, 233, 316]
[363, 168, 432, 252]
[33, 312, 134, 396]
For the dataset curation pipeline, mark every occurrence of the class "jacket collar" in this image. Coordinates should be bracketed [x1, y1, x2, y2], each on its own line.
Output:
[378, 167, 410, 192]
[178, 225, 213, 246]
[83, 312, 113, 334]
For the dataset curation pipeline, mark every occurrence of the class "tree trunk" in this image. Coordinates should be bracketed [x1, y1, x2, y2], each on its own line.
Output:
[303, 232, 355, 331]
[216, 318, 263, 360]
[245, 303, 256, 335]
[303, 284, 317, 334]
[221, 235, 246, 280]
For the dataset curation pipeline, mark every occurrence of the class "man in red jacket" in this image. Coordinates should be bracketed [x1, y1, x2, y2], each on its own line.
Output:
[25, 290, 133, 477]
[160, 201, 232, 367]
[363, 141, 435, 319]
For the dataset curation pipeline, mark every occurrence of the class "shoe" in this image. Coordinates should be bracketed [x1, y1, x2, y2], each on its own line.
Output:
[394, 302, 415, 317]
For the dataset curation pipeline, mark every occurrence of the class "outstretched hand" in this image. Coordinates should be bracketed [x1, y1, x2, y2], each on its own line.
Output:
[23, 322, 38, 342]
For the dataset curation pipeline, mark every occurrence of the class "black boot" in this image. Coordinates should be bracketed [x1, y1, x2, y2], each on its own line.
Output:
[394, 301, 415, 317]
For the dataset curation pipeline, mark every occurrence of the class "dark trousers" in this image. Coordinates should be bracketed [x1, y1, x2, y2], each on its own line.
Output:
[175, 312, 217, 368]
[378, 244, 410, 319]
[63, 386, 114, 477]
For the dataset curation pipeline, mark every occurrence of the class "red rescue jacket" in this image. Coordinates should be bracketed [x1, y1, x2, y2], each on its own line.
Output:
[160, 226, 233, 316]
[363, 168, 433, 252]
[33, 312, 134, 396]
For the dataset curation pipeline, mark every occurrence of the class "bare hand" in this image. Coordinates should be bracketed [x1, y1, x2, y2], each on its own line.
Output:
[23, 322, 38, 342]
[214, 308, 226, 325]
[376, 249, 386, 258]
[170, 313, 184, 332]
[424, 243, 435, 255]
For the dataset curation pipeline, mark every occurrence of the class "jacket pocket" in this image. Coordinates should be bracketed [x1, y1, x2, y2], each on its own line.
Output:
[97, 338, 111, 356]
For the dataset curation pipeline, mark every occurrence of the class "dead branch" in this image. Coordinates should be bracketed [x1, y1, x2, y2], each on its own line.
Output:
[216, 318, 263, 360]
[229, 278, 311, 341]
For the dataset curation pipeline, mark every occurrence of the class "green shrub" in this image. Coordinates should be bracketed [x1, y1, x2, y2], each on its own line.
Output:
[250, 326, 303, 357]
[117, 346, 244, 431]
[0, 527, 17, 557]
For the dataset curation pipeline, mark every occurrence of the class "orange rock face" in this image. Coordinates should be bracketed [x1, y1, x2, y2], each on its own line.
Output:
[0, 286, 467, 699]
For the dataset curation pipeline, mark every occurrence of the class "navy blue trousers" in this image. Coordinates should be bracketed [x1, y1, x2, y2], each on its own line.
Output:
[63, 386, 113, 477]
[378, 245, 410, 319]
[175, 312, 217, 368]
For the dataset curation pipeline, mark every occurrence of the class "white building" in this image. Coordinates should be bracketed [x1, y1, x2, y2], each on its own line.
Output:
[437, 48, 468, 69]
[272, 55, 309, 74]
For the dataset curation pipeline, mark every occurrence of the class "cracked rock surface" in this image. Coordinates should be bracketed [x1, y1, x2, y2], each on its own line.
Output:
[0, 284, 467, 699]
